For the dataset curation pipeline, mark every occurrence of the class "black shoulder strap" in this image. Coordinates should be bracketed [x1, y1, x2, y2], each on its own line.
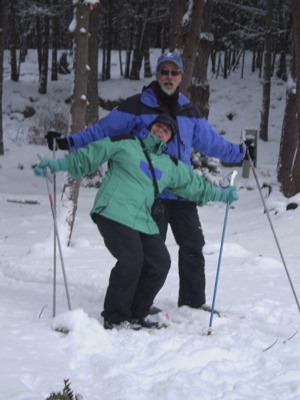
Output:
[139, 139, 160, 198]
[110, 134, 135, 142]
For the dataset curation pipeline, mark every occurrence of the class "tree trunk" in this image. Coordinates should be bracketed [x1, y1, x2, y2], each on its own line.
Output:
[143, 45, 152, 78]
[130, 2, 152, 80]
[277, 58, 297, 196]
[251, 48, 256, 73]
[51, 0, 59, 81]
[276, 2, 291, 82]
[119, 49, 123, 77]
[223, 47, 228, 79]
[66, 0, 93, 245]
[101, 47, 106, 81]
[124, 20, 134, 79]
[290, 0, 300, 195]
[277, 0, 300, 197]
[86, 4, 100, 126]
[51, 49, 58, 81]
[190, 0, 214, 118]
[276, 51, 287, 81]
[101, 0, 112, 81]
[38, 1, 50, 94]
[259, 0, 274, 142]
[0, 0, 7, 155]
[179, 0, 205, 98]
[36, 15, 42, 77]
[211, 50, 216, 74]
[8, 1, 18, 82]
[104, 1, 112, 80]
[169, 0, 185, 51]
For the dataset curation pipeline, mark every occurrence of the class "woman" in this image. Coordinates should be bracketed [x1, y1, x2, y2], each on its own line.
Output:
[35, 114, 238, 330]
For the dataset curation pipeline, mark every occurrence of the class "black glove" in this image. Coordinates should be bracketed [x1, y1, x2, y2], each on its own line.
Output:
[244, 139, 256, 161]
[45, 131, 69, 151]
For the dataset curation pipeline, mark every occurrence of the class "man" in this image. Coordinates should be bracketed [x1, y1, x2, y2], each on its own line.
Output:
[46, 52, 245, 312]
[37, 115, 239, 330]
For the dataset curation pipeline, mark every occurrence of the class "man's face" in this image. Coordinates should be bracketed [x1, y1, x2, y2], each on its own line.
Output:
[156, 62, 182, 95]
[151, 122, 172, 142]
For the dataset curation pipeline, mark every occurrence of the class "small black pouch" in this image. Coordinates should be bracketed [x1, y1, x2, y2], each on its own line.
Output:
[151, 198, 165, 221]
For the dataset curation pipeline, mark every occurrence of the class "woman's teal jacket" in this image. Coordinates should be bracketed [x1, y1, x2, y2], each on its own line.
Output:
[64, 132, 220, 235]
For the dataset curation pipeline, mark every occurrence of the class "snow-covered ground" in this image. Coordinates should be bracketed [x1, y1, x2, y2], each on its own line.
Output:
[1, 49, 300, 400]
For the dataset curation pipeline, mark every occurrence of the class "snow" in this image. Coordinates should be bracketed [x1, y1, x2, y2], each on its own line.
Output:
[182, 0, 194, 28]
[1, 49, 300, 400]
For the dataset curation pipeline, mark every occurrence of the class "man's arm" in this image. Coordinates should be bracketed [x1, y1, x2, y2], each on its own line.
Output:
[193, 117, 245, 163]
[67, 108, 138, 152]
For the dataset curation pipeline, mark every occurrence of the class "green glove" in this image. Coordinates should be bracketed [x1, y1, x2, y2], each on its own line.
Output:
[213, 186, 239, 204]
[34, 158, 68, 178]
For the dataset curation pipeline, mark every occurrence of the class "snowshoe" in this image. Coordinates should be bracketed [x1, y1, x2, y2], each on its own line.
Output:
[103, 319, 142, 331]
[132, 317, 167, 330]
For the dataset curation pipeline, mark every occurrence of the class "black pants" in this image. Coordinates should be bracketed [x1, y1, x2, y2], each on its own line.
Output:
[156, 200, 206, 308]
[94, 215, 171, 323]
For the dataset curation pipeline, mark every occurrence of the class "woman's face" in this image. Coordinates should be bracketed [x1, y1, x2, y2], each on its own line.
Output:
[151, 122, 172, 142]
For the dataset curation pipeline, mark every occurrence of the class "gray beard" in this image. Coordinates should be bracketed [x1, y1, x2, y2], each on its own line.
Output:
[160, 85, 177, 96]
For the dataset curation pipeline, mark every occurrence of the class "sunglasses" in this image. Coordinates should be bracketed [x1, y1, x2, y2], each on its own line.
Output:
[159, 69, 181, 77]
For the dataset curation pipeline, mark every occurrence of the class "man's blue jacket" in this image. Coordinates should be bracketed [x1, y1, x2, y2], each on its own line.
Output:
[66, 82, 244, 200]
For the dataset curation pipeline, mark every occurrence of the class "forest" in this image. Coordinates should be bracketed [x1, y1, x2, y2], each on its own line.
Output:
[0, 0, 299, 200]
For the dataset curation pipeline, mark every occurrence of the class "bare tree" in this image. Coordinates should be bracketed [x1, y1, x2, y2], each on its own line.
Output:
[51, 0, 59, 81]
[169, 0, 185, 51]
[86, 4, 100, 125]
[170, 1, 208, 99]
[0, 0, 7, 155]
[275, 2, 291, 81]
[101, 0, 113, 81]
[129, 1, 153, 80]
[124, 7, 134, 79]
[290, 0, 300, 195]
[175, 0, 205, 98]
[38, 0, 50, 94]
[190, 0, 214, 118]
[8, 1, 18, 81]
[65, 0, 99, 245]
[259, 0, 274, 142]
[277, 53, 297, 196]
[278, 0, 300, 196]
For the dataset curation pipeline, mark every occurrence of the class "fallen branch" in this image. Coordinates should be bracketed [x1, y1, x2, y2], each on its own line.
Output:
[6, 199, 40, 205]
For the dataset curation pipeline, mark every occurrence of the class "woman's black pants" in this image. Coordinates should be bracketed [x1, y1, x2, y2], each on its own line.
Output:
[94, 215, 171, 323]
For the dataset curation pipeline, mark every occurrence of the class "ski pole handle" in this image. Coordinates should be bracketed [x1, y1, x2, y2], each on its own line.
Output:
[230, 170, 238, 186]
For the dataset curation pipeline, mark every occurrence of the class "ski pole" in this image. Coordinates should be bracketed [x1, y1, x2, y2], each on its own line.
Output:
[207, 170, 238, 335]
[52, 139, 57, 318]
[39, 155, 72, 312]
[247, 150, 300, 315]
